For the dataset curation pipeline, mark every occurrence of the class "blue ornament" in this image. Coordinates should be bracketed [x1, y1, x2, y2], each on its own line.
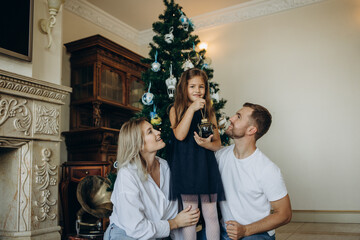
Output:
[150, 105, 162, 126]
[179, 10, 189, 31]
[151, 51, 161, 72]
[141, 82, 154, 105]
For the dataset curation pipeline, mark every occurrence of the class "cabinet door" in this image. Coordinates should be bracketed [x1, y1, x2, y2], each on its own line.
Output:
[128, 75, 144, 109]
[72, 65, 94, 101]
[100, 66, 126, 104]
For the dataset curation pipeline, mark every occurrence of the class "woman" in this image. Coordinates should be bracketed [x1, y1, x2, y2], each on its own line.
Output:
[104, 118, 200, 240]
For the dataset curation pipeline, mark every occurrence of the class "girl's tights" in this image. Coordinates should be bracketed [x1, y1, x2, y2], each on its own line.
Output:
[182, 198, 220, 240]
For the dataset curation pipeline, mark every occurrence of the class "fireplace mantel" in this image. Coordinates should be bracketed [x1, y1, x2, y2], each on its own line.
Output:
[0, 69, 71, 240]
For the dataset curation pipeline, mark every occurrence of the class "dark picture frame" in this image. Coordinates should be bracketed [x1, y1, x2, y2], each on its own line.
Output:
[0, 0, 34, 61]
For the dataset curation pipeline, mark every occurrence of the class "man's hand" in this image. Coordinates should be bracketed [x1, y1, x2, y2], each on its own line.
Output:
[225, 195, 292, 239]
[226, 220, 246, 240]
[194, 131, 213, 146]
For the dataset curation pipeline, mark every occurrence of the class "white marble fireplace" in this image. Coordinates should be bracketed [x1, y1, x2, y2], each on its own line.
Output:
[0, 70, 71, 240]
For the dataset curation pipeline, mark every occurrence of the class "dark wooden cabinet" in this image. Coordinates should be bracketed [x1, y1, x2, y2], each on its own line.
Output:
[60, 35, 147, 238]
[65, 34, 147, 130]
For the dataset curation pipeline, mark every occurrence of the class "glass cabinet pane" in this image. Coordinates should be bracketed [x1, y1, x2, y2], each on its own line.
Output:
[100, 68, 124, 103]
[72, 66, 93, 101]
[129, 77, 144, 109]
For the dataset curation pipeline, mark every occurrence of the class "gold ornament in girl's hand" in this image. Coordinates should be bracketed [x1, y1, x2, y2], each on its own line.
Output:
[198, 118, 213, 138]
[198, 106, 213, 138]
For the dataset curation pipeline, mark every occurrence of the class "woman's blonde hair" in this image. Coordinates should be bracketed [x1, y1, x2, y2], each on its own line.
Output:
[173, 68, 214, 128]
[116, 117, 149, 180]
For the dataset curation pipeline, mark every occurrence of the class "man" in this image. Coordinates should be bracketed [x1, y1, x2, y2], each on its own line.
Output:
[215, 102, 292, 240]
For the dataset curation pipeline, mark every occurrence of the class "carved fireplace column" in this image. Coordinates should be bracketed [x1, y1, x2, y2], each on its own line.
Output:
[0, 69, 71, 240]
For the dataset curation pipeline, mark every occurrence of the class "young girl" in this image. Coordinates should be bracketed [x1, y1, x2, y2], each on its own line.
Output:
[169, 68, 225, 240]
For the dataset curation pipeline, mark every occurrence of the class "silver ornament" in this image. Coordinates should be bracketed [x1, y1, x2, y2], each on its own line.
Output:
[151, 62, 161, 72]
[164, 27, 174, 44]
[182, 59, 194, 71]
[165, 75, 177, 98]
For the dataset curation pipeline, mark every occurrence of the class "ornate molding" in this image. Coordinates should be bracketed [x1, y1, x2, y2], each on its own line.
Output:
[65, 0, 327, 46]
[34, 148, 57, 222]
[0, 138, 28, 148]
[0, 70, 71, 105]
[64, 0, 140, 44]
[98, 48, 146, 72]
[0, 95, 32, 136]
[20, 142, 31, 231]
[35, 105, 60, 135]
[193, 0, 327, 31]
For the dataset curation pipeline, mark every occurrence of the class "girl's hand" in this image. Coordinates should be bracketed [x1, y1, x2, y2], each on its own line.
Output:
[173, 205, 200, 228]
[189, 98, 205, 112]
[194, 132, 213, 146]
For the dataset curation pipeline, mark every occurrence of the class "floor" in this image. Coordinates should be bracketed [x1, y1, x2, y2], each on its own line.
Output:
[276, 222, 360, 240]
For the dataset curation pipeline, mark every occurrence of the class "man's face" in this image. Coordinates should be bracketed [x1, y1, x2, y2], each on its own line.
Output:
[225, 107, 254, 139]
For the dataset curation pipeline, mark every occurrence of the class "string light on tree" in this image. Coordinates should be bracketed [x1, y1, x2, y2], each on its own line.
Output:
[198, 42, 208, 51]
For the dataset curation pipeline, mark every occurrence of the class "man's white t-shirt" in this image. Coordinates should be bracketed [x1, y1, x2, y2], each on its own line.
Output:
[215, 145, 287, 236]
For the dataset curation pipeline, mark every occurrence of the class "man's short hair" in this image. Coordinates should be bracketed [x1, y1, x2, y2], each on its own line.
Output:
[243, 102, 272, 140]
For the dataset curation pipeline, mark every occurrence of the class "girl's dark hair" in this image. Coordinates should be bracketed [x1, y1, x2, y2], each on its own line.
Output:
[173, 68, 214, 128]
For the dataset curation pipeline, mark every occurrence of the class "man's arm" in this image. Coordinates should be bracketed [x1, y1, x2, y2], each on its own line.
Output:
[226, 194, 292, 240]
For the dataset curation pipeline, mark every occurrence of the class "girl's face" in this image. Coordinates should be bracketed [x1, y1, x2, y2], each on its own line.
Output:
[187, 76, 205, 103]
[141, 121, 165, 153]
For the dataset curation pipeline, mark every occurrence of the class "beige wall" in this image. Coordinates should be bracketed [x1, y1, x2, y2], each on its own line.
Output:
[61, 0, 360, 222]
[197, 0, 360, 221]
[0, 0, 63, 85]
[0, 0, 67, 163]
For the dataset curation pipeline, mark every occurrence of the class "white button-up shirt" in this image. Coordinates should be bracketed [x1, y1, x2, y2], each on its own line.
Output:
[109, 158, 182, 240]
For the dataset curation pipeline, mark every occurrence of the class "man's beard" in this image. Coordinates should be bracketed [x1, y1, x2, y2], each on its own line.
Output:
[225, 128, 245, 139]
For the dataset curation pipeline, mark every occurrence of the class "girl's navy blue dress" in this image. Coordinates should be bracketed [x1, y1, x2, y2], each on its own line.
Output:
[169, 110, 225, 202]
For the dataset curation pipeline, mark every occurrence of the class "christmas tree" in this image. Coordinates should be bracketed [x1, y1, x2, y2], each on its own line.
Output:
[137, 0, 229, 158]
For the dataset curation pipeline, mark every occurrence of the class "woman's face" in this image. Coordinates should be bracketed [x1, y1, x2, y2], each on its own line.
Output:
[141, 121, 165, 153]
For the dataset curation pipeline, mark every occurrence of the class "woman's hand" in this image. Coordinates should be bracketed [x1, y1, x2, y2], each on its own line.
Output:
[189, 98, 205, 112]
[169, 206, 200, 229]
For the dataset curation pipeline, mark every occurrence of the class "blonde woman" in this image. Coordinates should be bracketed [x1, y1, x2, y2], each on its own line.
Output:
[104, 118, 200, 240]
